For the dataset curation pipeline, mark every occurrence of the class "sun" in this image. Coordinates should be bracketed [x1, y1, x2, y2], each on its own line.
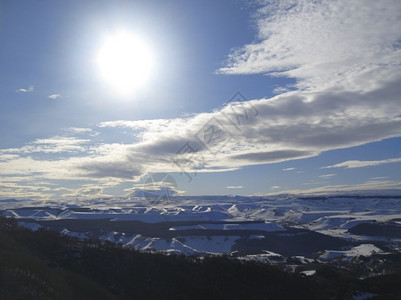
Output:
[97, 30, 155, 96]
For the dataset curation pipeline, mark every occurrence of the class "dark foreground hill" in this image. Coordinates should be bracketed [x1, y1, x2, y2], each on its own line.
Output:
[0, 216, 400, 300]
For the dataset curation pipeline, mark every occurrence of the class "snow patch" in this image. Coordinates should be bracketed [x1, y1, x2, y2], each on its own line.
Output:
[300, 270, 316, 276]
[320, 244, 384, 261]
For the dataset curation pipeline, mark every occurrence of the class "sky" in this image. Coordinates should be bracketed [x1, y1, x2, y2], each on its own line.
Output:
[0, 0, 401, 201]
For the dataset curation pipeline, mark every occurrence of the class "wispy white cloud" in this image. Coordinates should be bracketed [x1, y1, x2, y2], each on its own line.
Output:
[48, 94, 61, 99]
[0, 153, 20, 162]
[125, 178, 184, 198]
[273, 86, 292, 94]
[283, 167, 296, 171]
[269, 179, 401, 195]
[9, 136, 90, 154]
[226, 185, 243, 189]
[371, 176, 389, 180]
[319, 174, 336, 179]
[61, 185, 111, 199]
[218, 0, 401, 93]
[98, 118, 189, 141]
[0, 178, 55, 201]
[64, 127, 93, 134]
[16, 85, 34, 93]
[323, 158, 401, 169]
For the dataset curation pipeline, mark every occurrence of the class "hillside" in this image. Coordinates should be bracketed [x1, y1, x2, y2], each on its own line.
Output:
[1, 216, 401, 299]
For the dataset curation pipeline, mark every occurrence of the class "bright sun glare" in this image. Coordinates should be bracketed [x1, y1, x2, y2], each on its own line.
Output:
[97, 30, 154, 96]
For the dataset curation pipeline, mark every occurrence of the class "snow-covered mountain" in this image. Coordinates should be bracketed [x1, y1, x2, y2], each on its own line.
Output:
[1, 193, 400, 259]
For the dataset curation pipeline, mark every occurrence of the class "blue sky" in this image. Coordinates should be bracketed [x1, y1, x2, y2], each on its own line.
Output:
[0, 0, 401, 201]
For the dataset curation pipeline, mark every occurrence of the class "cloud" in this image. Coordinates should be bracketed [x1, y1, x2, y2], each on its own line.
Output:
[61, 185, 110, 199]
[109, 80, 400, 176]
[16, 85, 34, 93]
[323, 158, 401, 169]
[283, 167, 296, 171]
[10, 136, 90, 154]
[0, 153, 20, 162]
[98, 118, 189, 141]
[3, 79, 400, 188]
[271, 186, 281, 189]
[268, 179, 401, 195]
[319, 174, 336, 179]
[48, 94, 61, 99]
[273, 86, 292, 94]
[371, 176, 389, 180]
[230, 150, 313, 163]
[226, 185, 243, 189]
[0, 177, 56, 201]
[126, 173, 183, 200]
[218, 0, 401, 93]
[78, 159, 144, 179]
[64, 127, 93, 134]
